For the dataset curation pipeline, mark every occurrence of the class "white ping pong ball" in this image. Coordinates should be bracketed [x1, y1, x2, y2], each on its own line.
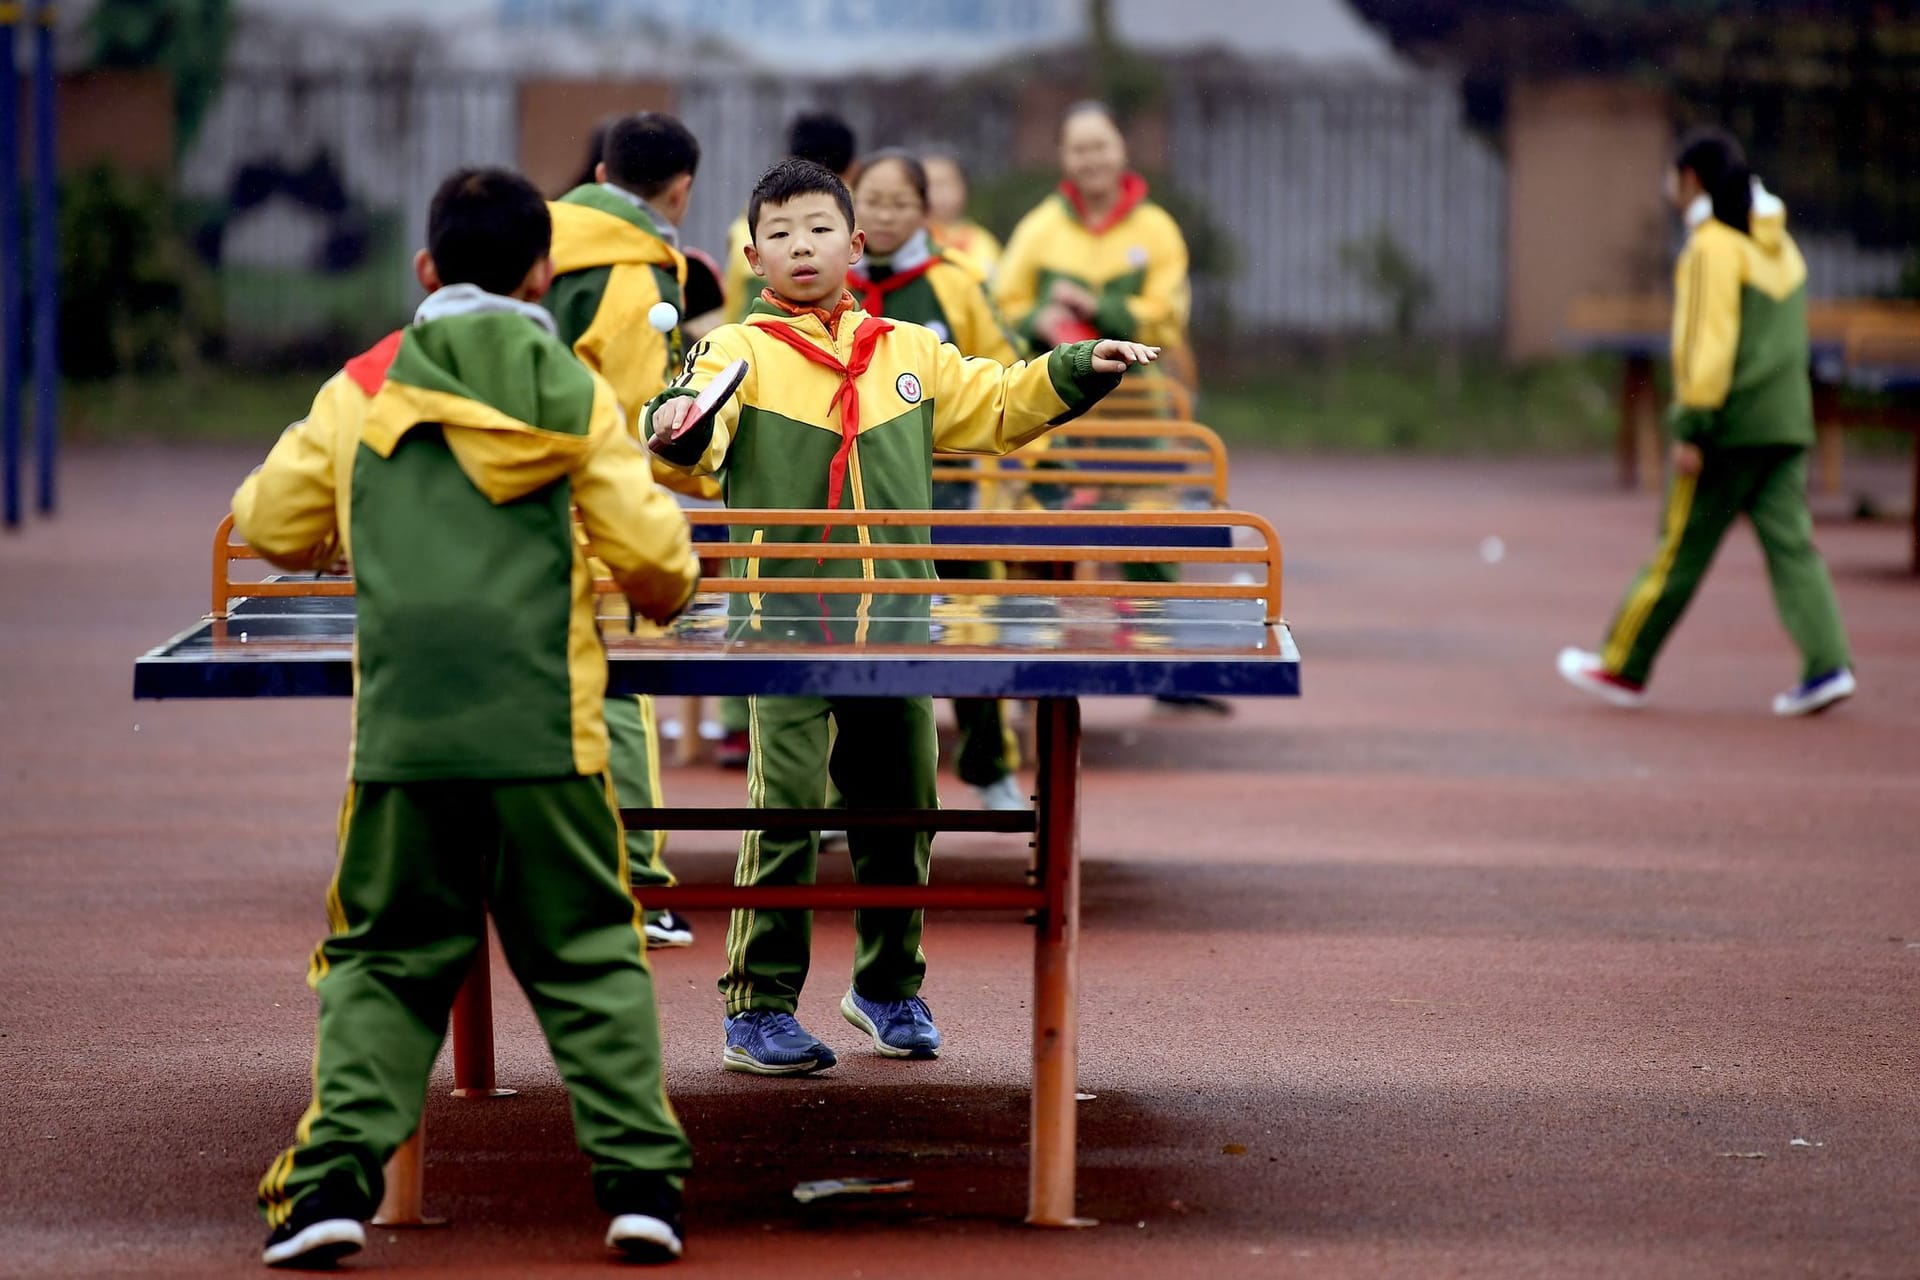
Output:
[647, 301, 679, 332]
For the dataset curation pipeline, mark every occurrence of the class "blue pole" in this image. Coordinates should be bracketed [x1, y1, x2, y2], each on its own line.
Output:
[29, 0, 52, 516]
[1, 6, 22, 530]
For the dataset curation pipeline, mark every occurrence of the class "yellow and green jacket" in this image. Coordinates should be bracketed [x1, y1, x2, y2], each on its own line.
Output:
[232, 285, 699, 782]
[994, 172, 1190, 351]
[546, 183, 720, 501]
[1667, 184, 1814, 449]
[932, 218, 1004, 281]
[646, 289, 1118, 635]
[848, 230, 1022, 364]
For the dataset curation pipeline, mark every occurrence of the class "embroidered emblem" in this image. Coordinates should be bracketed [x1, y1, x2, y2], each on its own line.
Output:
[896, 372, 923, 404]
[926, 319, 951, 342]
[1127, 245, 1149, 269]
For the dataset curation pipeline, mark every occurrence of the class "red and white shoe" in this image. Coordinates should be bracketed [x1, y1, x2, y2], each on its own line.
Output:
[1556, 648, 1647, 709]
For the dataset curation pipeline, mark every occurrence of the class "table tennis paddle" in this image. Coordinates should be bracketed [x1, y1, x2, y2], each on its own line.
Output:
[649, 357, 748, 455]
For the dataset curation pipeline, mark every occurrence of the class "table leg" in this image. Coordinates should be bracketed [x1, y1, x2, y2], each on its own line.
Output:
[450, 928, 515, 1099]
[1909, 434, 1920, 575]
[1027, 697, 1093, 1228]
[1620, 355, 1660, 493]
[372, 1117, 444, 1227]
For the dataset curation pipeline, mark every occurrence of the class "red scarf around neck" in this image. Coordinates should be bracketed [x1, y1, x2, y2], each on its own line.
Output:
[748, 312, 895, 523]
[847, 257, 940, 318]
[1060, 170, 1149, 235]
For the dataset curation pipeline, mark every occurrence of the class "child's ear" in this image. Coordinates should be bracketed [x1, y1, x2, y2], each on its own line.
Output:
[848, 227, 865, 262]
[414, 249, 442, 294]
[594, 161, 607, 184]
[744, 242, 766, 279]
[517, 255, 556, 304]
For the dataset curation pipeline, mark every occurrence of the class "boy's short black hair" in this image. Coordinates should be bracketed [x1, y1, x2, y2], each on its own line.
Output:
[427, 167, 550, 296]
[855, 148, 928, 208]
[602, 112, 701, 199]
[747, 157, 855, 243]
[786, 112, 858, 175]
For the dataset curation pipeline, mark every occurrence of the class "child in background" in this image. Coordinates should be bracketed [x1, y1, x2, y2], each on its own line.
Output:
[236, 168, 698, 1267]
[546, 110, 710, 948]
[922, 148, 1003, 280]
[648, 158, 1158, 1075]
[1558, 128, 1854, 716]
[850, 148, 1028, 812]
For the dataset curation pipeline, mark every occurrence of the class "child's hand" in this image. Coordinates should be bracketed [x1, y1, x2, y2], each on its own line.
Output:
[1671, 440, 1703, 477]
[650, 396, 695, 445]
[1090, 340, 1160, 374]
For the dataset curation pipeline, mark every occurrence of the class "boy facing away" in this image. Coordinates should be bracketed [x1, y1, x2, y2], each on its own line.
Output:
[647, 158, 1156, 1075]
[234, 168, 699, 1268]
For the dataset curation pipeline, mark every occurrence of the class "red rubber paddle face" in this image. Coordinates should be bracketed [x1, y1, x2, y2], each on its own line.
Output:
[650, 358, 747, 454]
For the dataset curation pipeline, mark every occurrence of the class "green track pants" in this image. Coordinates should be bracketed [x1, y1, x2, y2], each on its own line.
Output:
[1600, 445, 1851, 686]
[604, 694, 674, 895]
[719, 695, 938, 1016]
[258, 774, 689, 1225]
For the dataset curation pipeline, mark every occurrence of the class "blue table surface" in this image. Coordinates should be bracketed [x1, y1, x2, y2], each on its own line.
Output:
[135, 593, 1299, 702]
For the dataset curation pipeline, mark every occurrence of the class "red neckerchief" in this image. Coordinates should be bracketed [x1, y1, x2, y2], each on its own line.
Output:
[747, 308, 895, 531]
[847, 258, 940, 318]
[1059, 171, 1149, 235]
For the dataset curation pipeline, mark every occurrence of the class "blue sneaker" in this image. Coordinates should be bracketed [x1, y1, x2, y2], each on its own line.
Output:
[722, 1010, 837, 1076]
[1772, 667, 1855, 717]
[841, 989, 942, 1059]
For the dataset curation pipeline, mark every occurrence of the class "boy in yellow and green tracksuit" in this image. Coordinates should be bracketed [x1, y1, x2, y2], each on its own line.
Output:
[236, 170, 699, 1268]
[646, 158, 1158, 1076]
[850, 148, 1029, 812]
[1559, 129, 1854, 717]
[546, 111, 714, 946]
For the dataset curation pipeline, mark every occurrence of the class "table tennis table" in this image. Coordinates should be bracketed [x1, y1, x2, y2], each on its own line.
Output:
[134, 508, 1298, 1229]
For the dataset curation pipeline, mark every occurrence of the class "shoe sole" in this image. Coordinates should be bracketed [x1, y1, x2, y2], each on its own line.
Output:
[840, 993, 940, 1060]
[721, 1046, 835, 1076]
[262, 1219, 365, 1269]
[606, 1213, 683, 1263]
[1776, 687, 1854, 717]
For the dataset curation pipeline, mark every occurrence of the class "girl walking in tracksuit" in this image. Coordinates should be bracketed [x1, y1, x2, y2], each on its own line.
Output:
[1558, 128, 1855, 716]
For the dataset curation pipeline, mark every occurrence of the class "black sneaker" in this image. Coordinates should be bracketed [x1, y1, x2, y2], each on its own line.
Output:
[605, 1179, 685, 1264]
[261, 1186, 366, 1269]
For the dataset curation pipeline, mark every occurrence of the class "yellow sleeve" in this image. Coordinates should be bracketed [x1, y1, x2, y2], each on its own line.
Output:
[934, 266, 1022, 365]
[1670, 230, 1742, 437]
[572, 378, 700, 623]
[574, 262, 674, 427]
[929, 337, 1117, 456]
[724, 214, 757, 324]
[644, 324, 755, 478]
[1113, 208, 1190, 349]
[230, 373, 356, 571]
[991, 209, 1047, 341]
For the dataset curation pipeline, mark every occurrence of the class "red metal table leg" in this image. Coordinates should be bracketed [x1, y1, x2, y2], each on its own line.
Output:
[1027, 697, 1093, 1228]
[450, 925, 516, 1100]
[372, 1117, 444, 1227]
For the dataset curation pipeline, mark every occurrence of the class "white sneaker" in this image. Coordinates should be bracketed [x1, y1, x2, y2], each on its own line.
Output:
[819, 829, 848, 849]
[1556, 647, 1647, 709]
[1772, 668, 1855, 717]
[643, 910, 694, 949]
[972, 774, 1030, 811]
[605, 1211, 683, 1262]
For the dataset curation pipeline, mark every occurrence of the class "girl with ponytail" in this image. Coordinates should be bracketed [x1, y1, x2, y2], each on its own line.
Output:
[1559, 127, 1856, 717]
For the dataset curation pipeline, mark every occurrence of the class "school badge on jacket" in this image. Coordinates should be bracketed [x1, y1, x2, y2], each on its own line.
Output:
[896, 372, 923, 404]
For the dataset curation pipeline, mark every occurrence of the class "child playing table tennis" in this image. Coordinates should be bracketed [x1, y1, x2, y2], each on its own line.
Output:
[849, 148, 1028, 813]
[234, 168, 699, 1267]
[646, 157, 1156, 1075]
[547, 109, 711, 948]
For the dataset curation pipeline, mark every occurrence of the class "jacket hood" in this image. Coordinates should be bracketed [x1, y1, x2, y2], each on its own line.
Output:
[357, 291, 604, 504]
[550, 187, 682, 276]
[1687, 178, 1789, 253]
